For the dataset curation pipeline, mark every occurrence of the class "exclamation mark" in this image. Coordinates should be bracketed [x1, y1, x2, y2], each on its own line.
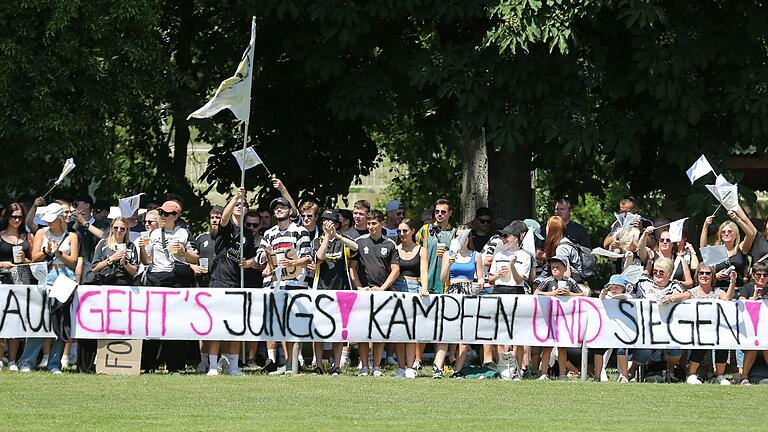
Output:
[745, 301, 762, 346]
[335, 291, 358, 340]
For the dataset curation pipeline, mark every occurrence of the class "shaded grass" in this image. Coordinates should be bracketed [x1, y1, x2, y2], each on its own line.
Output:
[0, 371, 763, 431]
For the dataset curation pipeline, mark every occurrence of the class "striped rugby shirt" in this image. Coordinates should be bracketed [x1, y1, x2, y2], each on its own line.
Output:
[258, 222, 312, 288]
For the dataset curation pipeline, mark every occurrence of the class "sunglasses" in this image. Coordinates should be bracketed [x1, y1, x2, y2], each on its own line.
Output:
[652, 269, 666, 276]
[434, 209, 448, 215]
[245, 222, 260, 228]
[755, 272, 768, 278]
[698, 271, 712, 276]
[478, 218, 492, 224]
[9, 215, 23, 221]
[112, 227, 127, 232]
[158, 210, 178, 217]
[658, 238, 671, 243]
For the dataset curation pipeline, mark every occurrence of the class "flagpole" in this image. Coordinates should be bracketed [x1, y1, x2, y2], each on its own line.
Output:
[240, 17, 257, 290]
[41, 183, 58, 199]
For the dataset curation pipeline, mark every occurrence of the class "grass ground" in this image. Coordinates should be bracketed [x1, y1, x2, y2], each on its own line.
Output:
[0, 368, 764, 431]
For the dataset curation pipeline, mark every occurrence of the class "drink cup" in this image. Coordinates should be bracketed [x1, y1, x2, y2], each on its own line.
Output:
[116, 243, 127, 251]
[557, 280, 567, 290]
[199, 258, 209, 273]
[437, 242, 447, 256]
[12, 246, 22, 264]
[275, 252, 286, 264]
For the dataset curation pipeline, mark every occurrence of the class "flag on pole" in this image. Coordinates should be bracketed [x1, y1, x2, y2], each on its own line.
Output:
[55, 158, 76, 185]
[667, 217, 688, 243]
[231, 147, 263, 171]
[705, 175, 739, 211]
[118, 193, 143, 218]
[187, 32, 255, 122]
[686, 155, 714, 184]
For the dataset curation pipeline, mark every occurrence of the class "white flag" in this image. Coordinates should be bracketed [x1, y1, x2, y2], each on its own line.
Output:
[686, 155, 714, 183]
[705, 175, 739, 211]
[667, 217, 688, 243]
[55, 158, 76, 185]
[29, 262, 48, 284]
[700, 245, 729, 267]
[118, 193, 143, 218]
[231, 147, 263, 171]
[50, 273, 77, 303]
[522, 229, 536, 256]
[621, 265, 645, 285]
[187, 20, 256, 122]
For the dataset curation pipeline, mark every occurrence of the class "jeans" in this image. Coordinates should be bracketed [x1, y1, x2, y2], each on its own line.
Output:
[17, 266, 76, 371]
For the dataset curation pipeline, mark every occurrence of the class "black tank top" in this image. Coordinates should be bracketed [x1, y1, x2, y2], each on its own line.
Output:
[715, 248, 747, 287]
[396, 246, 421, 278]
[0, 233, 30, 262]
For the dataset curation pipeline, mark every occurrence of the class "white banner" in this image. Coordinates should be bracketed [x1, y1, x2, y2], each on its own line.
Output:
[0, 285, 764, 349]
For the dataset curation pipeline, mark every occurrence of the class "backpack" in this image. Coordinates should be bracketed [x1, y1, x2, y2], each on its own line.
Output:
[564, 239, 596, 283]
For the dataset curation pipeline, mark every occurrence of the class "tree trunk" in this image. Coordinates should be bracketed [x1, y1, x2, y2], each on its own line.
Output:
[488, 144, 533, 229]
[172, 120, 190, 179]
[460, 126, 489, 223]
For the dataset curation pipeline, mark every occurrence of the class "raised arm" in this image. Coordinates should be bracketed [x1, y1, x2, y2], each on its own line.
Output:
[700, 215, 714, 248]
[272, 179, 298, 217]
[731, 208, 757, 254]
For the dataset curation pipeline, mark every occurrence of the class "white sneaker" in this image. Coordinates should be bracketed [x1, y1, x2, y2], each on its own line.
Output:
[740, 378, 752, 386]
[412, 360, 422, 370]
[269, 366, 287, 376]
[61, 355, 69, 369]
[372, 368, 383, 377]
[297, 354, 305, 368]
[38, 354, 48, 369]
[9, 363, 19, 372]
[405, 368, 417, 379]
[686, 375, 703, 385]
[395, 368, 406, 378]
[218, 356, 231, 375]
[206, 368, 219, 376]
[600, 369, 609, 382]
[358, 367, 369, 377]
[339, 354, 350, 368]
[617, 374, 629, 384]
[20, 367, 31, 373]
[537, 374, 549, 381]
[497, 352, 518, 380]
[51, 370, 62, 375]
[715, 375, 731, 386]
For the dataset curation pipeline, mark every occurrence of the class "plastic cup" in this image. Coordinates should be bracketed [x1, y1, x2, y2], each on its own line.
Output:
[116, 243, 127, 251]
[275, 252, 286, 264]
[557, 280, 567, 290]
[199, 258, 209, 273]
[12, 246, 22, 264]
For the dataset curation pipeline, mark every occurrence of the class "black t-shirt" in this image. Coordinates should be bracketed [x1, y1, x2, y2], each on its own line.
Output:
[750, 235, 768, 264]
[714, 249, 747, 288]
[343, 227, 369, 240]
[210, 221, 255, 287]
[195, 232, 215, 287]
[354, 234, 396, 287]
[739, 282, 768, 299]
[472, 231, 492, 252]
[311, 235, 351, 290]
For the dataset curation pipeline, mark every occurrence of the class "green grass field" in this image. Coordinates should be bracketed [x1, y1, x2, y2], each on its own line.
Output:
[0, 370, 764, 431]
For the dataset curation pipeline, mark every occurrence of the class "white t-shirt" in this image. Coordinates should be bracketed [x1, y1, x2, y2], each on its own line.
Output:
[148, 226, 195, 273]
[490, 249, 531, 287]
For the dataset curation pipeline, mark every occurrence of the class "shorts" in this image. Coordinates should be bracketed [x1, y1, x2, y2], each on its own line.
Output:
[447, 281, 475, 295]
[393, 278, 421, 293]
[492, 285, 527, 295]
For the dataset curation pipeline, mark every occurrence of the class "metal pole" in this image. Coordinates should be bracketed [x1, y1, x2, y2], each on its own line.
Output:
[239, 16, 257, 290]
[580, 342, 588, 381]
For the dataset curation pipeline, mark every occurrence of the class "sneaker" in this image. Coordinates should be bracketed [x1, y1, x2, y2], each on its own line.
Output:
[358, 367, 369, 377]
[245, 358, 259, 369]
[9, 363, 19, 372]
[314, 366, 324, 375]
[452, 371, 463, 379]
[521, 368, 532, 380]
[412, 360, 422, 370]
[331, 367, 342, 377]
[269, 366, 287, 376]
[372, 368, 383, 377]
[600, 369, 609, 382]
[617, 374, 629, 384]
[405, 368, 417, 379]
[38, 354, 48, 369]
[297, 354, 305, 368]
[261, 359, 278, 374]
[51, 369, 62, 375]
[206, 368, 219, 376]
[20, 367, 31, 373]
[339, 355, 350, 369]
[218, 356, 231, 375]
[432, 366, 443, 379]
[537, 374, 549, 381]
[395, 368, 406, 378]
[686, 374, 703, 385]
[715, 375, 731, 386]
[61, 355, 69, 369]
[497, 352, 518, 380]
[196, 359, 209, 374]
[740, 378, 752, 386]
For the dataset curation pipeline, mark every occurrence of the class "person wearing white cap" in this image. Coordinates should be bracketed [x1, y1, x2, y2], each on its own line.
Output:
[18, 201, 79, 374]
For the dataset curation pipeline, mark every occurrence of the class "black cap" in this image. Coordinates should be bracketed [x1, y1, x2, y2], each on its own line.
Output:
[498, 222, 523, 238]
[93, 200, 110, 212]
[72, 193, 93, 206]
[320, 209, 339, 221]
[270, 197, 290, 211]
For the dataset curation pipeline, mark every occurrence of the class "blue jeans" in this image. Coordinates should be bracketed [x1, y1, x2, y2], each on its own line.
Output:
[17, 266, 75, 372]
[630, 348, 683, 365]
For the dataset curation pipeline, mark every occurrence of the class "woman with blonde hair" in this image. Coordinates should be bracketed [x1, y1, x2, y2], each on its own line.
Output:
[700, 208, 756, 288]
[88, 217, 139, 285]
